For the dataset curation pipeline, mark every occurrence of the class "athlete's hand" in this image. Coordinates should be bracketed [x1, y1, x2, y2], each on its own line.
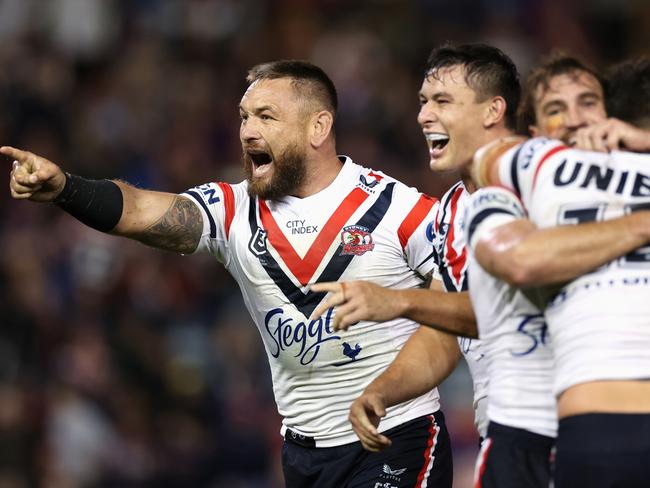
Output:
[2, 146, 66, 202]
[309, 281, 407, 331]
[573, 118, 650, 153]
[349, 391, 392, 452]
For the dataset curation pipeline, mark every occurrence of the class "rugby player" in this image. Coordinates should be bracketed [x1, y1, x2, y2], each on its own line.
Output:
[470, 55, 650, 488]
[3, 61, 458, 488]
[313, 43, 523, 443]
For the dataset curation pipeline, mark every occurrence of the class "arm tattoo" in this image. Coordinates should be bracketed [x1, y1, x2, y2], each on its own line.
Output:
[138, 196, 203, 254]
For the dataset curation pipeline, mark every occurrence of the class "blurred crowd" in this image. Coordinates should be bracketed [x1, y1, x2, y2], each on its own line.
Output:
[0, 0, 648, 486]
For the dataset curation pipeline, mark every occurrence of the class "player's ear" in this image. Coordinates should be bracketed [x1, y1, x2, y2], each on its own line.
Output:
[309, 111, 334, 148]
[483, 96, 507, 128]
[529, 125, 540, 137]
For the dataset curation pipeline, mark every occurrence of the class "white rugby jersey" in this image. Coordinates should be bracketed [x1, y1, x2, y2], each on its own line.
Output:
[494, 137, 650, 396]
[183, 157, 442, 447]
[465, 186, 557, 438]
[432, 181, 489, 437]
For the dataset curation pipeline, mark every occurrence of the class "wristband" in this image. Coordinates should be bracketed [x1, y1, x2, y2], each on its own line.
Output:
[54, 173, 123, 232]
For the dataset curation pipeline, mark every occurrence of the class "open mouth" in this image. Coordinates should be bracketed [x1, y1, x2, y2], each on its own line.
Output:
[247, 150, 274, 176]
[249, 151, 273, 166]
[425, 133, 450, 157]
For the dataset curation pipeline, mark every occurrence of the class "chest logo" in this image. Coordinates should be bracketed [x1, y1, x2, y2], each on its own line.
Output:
[340, 225, 375, 256]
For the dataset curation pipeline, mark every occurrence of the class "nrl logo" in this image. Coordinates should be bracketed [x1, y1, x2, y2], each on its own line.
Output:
[340, 225, 375, 256]
[248, 228, 268, 256]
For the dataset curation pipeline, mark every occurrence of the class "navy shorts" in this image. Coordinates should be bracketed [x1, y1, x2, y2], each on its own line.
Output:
[474, 421, 554, 488]
[555, 413, 650, 488]
[281, 410, 452, 488]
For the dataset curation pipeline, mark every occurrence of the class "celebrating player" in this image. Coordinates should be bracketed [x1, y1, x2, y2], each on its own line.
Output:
[471, 55, 650, 488]
[466, 53, 650, 488]
[312, 44, 523, 444]
[4, 61, 457, 487]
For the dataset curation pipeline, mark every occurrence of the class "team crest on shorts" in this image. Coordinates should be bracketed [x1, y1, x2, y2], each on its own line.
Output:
[340, 225, 375, 256]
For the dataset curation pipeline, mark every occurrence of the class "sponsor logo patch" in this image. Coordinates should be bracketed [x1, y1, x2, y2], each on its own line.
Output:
[359, 171, 384, 190]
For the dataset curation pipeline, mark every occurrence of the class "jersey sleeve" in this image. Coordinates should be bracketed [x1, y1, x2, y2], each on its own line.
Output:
[464, 186, 527, 253]
[397, 190, 442, 282]
[496, 137, 569, 208]
[182, 181, 243, 265]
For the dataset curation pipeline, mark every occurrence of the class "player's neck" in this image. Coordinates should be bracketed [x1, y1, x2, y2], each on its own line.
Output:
[461, 172, 477, 194]
[293, 153, 344, 198]
[463, 127, 516, 193]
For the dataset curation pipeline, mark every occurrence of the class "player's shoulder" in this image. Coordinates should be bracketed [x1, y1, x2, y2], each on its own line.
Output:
[511, 137, 568, 171]
[349, 158, 397, 191]
[183, 179, 250, 213]
[352, 159, 437, 202]
[466, 186, 526, 220]
[464, 186, 526, 249]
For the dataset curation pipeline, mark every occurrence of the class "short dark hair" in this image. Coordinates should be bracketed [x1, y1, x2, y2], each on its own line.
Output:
[246, 60, 338, 115]
[605, 57, 650, 129]
[424, 43, 521, 130]
[517, 52, 604, 133]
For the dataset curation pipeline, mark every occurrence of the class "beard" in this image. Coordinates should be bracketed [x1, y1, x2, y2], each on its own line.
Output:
[243, 142, 307, 200]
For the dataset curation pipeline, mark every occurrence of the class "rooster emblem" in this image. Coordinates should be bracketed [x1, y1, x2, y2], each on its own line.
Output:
[342, 342, 362, 361]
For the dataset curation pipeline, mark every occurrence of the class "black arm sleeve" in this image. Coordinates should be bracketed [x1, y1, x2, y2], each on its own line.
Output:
[53, 173, 124, 232]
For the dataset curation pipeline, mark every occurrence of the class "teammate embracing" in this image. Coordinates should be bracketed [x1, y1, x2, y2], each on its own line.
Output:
[472, 57, 650, 488]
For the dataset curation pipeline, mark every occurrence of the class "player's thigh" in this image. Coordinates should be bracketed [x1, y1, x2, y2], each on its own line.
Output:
[475, 423, 553, 488]
[281, 440, 364, 488]
[347, 411, 453, 488]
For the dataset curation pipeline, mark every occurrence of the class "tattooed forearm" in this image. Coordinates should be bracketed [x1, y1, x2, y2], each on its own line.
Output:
[137, 196, 203, 254]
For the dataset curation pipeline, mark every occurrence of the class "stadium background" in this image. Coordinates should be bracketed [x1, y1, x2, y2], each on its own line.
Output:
[0, 0, 647, 486]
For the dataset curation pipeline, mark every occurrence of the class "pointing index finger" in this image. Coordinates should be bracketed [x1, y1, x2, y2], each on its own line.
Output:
[1, 147, 33, 169]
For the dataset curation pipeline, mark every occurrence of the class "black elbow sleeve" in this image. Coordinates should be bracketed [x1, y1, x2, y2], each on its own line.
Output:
[53, 173, 124, 232]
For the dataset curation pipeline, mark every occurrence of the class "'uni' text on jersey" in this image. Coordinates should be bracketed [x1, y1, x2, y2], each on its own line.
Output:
[184, 157, 442, 446]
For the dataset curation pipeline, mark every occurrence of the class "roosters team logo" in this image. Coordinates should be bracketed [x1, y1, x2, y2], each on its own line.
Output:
[340, 225, 375, 256]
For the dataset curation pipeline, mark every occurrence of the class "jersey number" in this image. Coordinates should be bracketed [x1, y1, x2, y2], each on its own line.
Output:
[558, 202, 650, 268]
